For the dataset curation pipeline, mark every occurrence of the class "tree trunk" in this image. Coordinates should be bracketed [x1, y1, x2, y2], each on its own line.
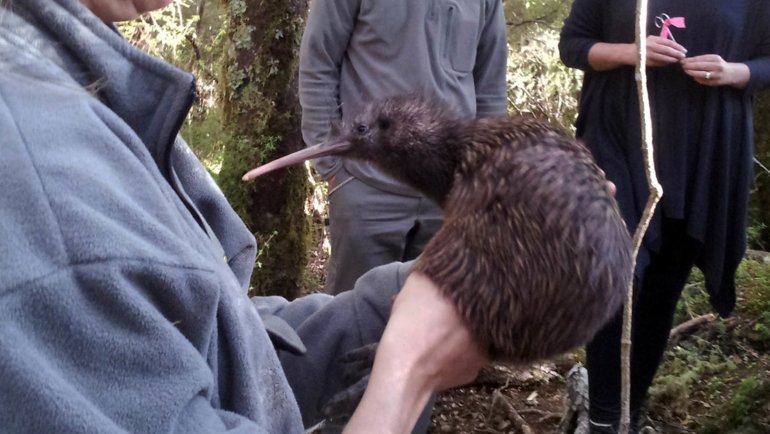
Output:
[750, 91, 770, 250]
[218, 0, 310, 298]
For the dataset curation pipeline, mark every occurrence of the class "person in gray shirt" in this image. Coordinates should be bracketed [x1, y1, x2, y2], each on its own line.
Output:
[299, 0, 509, 294]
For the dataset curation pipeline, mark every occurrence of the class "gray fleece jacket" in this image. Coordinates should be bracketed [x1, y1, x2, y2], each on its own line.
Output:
[0, 1, 405, 432]
[299, 0, 508, 195]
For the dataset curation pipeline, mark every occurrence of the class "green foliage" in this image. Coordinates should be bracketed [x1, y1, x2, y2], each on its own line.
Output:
[118, 1, 197, 64]
[749, 91, 770, 250]
[673, 270, 709, 325]
[726, 378, 770, 431]
[746, 223, 767, 249]
[735, 260, 770, 316]
[180, 106, 227, 175]
[504, 0, 580, 132]
[119, 0, 230, 178]
[650, 337, 736, 420]
[733, 260, 770, 350]
[217, 133, 278, 227]
[254, 230, 278, 269]
[506, 32, 582, 131]
[649, 259, 770, 433]
[751, 312, 770, 346]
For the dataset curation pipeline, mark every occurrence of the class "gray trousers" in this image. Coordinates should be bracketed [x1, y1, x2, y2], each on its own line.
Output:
[325, 172, 444, 295]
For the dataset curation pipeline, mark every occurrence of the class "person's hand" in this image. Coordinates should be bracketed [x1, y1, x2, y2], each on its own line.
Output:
[321, 343, 378, 422]
[597, 169, 617, 197]
[343, 272, 489, 433]
[587, 37, 685, 71]
[645, 35, 687, 67]
[607, 181, 617, 196]
[681, 54, 751, 88]
[384, 272, 489, 391]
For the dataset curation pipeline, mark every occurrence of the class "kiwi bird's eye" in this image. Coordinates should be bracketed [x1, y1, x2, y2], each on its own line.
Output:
[356, 124, 369, 134]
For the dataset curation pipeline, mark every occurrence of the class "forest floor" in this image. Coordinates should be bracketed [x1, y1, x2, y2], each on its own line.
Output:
[301, 224, 770, 434]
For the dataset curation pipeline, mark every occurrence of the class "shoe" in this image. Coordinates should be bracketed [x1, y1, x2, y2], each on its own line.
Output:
[588, 420, 617, 434]
[587, 419, 657, 434]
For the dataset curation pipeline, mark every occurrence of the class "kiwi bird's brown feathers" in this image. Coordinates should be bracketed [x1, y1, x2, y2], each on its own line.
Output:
[411, 114, 632, 362]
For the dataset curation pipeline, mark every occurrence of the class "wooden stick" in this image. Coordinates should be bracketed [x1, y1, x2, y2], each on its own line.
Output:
[620, 0, 663, 432]
[668, 314, 717, 345]
[492, 390, 535, 434]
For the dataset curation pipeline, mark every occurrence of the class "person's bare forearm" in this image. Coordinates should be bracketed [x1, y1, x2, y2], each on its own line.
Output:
[344, 272, 488, 433]
[587, 42, 636, 71]
[342, 340, 433, 433]
[727, 63, 751, 88]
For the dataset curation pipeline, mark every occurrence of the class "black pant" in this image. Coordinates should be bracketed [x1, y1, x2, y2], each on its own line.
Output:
[587, 219, 699, 428]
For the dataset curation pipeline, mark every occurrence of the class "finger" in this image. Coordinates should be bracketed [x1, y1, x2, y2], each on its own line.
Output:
[692, 77, 719, 87]
[322, 375, 371, 420]
[648, 52, 684, 65]
[680, 61, 718, 72]
[342, 362, 373, 384]
[648, 43, 687, 60]
[682, 68, 719, 84]
[607, 181, 617, 197]
[688, 75, 720, 87]
[647, 35, 687, 54]
[681, 54, 721, 63]
[340, 342, 378, 363]
[339, 343, 378, 384]
[682, 69, 702, 79]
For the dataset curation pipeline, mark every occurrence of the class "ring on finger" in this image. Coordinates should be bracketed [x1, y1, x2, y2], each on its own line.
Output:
[705, 71, 712, 80]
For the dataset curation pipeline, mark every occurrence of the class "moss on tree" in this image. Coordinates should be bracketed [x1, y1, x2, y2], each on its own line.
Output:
[218, 0, 310, 298]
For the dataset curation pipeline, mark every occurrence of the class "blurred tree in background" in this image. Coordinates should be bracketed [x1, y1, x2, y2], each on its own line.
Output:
[215, 0, 310, 299]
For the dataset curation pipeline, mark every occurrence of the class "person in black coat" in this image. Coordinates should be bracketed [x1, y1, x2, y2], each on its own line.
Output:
[559, 0, 770, 432]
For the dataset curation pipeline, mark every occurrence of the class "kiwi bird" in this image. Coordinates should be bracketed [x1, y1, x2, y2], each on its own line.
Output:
[243, 95, 633, 363]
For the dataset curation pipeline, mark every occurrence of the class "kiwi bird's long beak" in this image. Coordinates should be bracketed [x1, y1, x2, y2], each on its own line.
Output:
[242, 139, 351, 181]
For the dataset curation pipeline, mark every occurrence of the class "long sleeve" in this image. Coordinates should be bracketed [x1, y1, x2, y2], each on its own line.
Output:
[298, 0, 361, 179]
[473, 0, 509, 117]
[559, 0, 605, 72]
[0, 261, 282, 433]
[744, 0, 770, 93]
[255, 261, 411, 427]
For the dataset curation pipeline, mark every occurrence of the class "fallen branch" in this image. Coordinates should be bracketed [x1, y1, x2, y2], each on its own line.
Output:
[668, 314, 717, 346]
[491, 390, 535, 434]
[519, 408, 562, 419]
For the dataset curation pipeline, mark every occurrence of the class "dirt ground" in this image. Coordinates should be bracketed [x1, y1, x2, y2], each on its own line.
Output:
[429, 362, 574, 434]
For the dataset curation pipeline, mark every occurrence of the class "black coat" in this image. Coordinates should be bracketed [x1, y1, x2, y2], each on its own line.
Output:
[560, 0, 770, 316]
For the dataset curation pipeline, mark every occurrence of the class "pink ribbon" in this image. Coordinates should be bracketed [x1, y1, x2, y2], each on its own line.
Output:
[659, 16, 686, 40]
